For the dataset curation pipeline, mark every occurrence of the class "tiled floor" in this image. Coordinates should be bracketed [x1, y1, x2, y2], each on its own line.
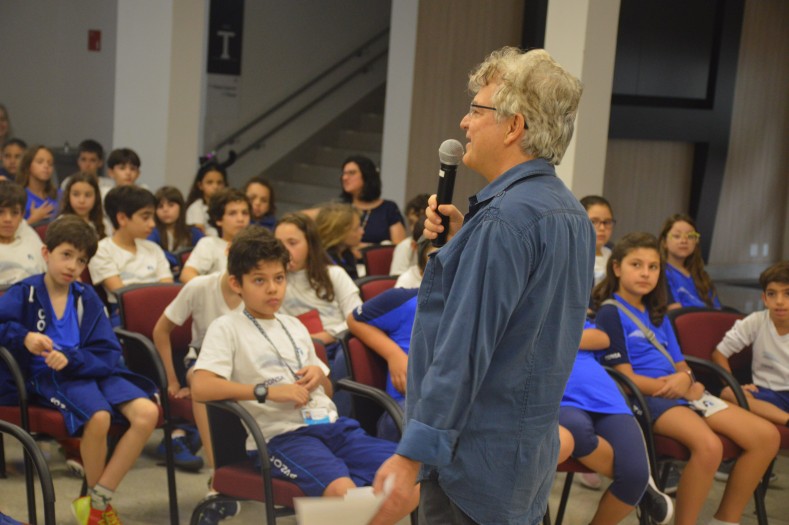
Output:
[0, 431, 787, 524]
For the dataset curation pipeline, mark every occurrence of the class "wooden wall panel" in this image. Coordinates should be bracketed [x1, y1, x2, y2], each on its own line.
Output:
[603, 140, 695, 242]
[709, 0, 789, 265]
[405, 0, 524, 213]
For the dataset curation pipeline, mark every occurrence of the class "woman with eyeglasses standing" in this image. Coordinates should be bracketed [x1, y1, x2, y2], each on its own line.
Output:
[581, 196, 617, 286]
[658, 213, 721, 310]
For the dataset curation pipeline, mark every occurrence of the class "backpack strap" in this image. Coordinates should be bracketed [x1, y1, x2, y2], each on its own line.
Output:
[601, 299, 677, 369]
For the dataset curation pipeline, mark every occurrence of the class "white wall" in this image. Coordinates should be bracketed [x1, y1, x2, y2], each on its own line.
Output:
[380, 0, 419, 206]
[205, 0, 391, 148]
[113, 0, 174, 189]
[0, 0, 117, 149]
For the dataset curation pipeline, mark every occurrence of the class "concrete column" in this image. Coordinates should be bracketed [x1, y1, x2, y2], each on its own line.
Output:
[545, 0, 621, 198]
[380, 0, 419, 207]
[114, 0, 207, 193]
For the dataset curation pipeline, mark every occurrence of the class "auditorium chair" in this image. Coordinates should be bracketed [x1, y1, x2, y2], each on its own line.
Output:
[361, 245, 396, 277]
[190, 340, 413, 525]
[0, 419, 57, 525]
[354, 275, 398, 302]
[670, 307, 788, 491]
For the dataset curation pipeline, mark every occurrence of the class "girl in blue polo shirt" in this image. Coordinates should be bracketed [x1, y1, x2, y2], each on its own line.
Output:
[592, 232, 778, 525]
[658, 214, 721, 309]
[560, 320, 672, 524]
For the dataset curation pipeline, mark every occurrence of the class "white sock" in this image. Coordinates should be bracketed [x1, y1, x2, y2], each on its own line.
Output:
[708, 518, 738, 525]
[172, 429, 187, 439]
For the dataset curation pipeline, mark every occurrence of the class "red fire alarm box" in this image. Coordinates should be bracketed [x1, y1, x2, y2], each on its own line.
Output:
[88, 30, 101, 52]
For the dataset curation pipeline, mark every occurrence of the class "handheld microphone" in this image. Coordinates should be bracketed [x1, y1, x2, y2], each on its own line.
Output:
[433, 139, 465, 247]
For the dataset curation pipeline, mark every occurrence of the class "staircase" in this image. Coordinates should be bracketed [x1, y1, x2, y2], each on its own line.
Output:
[263, 86, 386, 213]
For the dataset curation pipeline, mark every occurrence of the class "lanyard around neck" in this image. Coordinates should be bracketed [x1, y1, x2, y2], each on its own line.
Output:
[243, 310, 304, 380]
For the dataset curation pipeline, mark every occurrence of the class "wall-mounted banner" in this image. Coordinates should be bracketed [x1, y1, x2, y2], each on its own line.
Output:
[208, 0, 244, 76]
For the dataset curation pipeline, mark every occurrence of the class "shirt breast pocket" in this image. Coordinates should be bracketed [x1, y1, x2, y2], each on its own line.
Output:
[417, 252, 438, 308]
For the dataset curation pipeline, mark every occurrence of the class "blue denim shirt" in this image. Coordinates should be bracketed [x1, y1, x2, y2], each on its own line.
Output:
[396, 158, 595, 524]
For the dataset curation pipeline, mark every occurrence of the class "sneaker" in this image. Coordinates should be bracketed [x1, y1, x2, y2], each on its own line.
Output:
[102, 505, 122, 525]
[185, 426, 203, 455]
[156, 435, 204, 472]
[641, 476, 674, 525]
[0, 511, 26, 525]
[66, 457, 85, 478]
[71, 496, 105, 525]
[578, 472, 602, 490]
[196, 498, 241, 525]
[661, 463, 680, 495]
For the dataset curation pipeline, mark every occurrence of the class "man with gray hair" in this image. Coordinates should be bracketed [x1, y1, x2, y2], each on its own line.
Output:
[370, 47, 595, 524]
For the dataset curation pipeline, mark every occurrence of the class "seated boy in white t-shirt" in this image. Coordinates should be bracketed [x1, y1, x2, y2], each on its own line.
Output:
[88, 185, 173, 325]
[192, 232, 416, 509]
[0, 180, 46, 285]
[180, 188, 250, 284]
[152, 228, 267, 507]
[712, 261, 789, 427]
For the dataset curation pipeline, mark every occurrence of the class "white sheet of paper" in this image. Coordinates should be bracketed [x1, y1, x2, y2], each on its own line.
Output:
[294, 476, 410, 525]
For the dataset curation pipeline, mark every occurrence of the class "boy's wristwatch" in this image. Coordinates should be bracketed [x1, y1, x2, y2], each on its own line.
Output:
[253, 383, 268, 403]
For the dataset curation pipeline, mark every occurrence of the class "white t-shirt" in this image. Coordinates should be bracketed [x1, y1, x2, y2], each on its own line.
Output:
[195, 311, 334, 448]
[389, 238, 416, 276]
[186, 200, 218, 237]
[88, 237, 173, 303]
[594, 246, 612, 285]
[164, 272, 243, 346]
[716, 310, 789, 391]
[0, 223, 46, 285]
[183, 236, 228, 276]
[281, 266, 362, 337]
[395, 265, 422, 289]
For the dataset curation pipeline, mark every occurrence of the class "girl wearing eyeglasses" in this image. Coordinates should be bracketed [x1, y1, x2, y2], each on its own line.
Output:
[658, 213, 721, 310]
[581, 195, 617, 285]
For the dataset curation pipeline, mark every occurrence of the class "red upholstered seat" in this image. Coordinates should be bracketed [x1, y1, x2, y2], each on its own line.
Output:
[212, 461, 306, 507]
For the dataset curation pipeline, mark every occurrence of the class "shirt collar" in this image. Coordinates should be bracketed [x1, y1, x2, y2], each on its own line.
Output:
[468, 158, 555, 214]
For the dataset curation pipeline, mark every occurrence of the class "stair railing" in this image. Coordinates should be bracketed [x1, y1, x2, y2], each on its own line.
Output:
[211, 28, 389, 161]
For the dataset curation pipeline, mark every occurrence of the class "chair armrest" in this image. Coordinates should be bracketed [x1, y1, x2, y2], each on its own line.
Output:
[683, 355, 750, 410]
[0, 420, 56, 524]
[335, 378, 404, 434]
[0, 345, 30, 430]
[604, 366, 659, 479]
[113, 328, 170, 412]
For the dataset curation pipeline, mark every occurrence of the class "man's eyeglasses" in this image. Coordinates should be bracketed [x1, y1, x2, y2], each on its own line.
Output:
[591, 219, 616, 229]
[468, 103, 497, 115]
[669, 232, 701, 242]
[468, 103, 529, 129]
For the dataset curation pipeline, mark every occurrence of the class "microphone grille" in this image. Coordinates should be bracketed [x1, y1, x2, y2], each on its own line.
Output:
[438, 139, 465, 166]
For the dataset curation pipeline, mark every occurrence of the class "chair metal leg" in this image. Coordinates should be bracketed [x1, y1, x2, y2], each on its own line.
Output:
[0, 433, 6, 478]
[555, 472, 574, 525]
[162, 425, 180, 525]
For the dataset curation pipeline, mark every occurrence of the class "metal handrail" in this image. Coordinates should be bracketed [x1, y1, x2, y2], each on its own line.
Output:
[237, 48, 387, 159]
[213, 28, 389, 152]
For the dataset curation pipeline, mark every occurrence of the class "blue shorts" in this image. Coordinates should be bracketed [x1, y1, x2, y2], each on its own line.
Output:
[643, 396, 689, 423]
[247, 417, 396, 497]
[751, 386, 789, 412]
[30, 369, 151, 436]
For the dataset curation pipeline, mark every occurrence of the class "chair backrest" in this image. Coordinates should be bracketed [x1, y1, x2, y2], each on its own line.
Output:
[34, 222, 50, 242]
[115, 283, 192, 380]
[354, 275, 397, 302]
[669, 307, 752, 384]
[295, 309, 324, 335]
[343, 335, 388, 390]
[361, 245, 395, 276]
[341, 333, 390, 436]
